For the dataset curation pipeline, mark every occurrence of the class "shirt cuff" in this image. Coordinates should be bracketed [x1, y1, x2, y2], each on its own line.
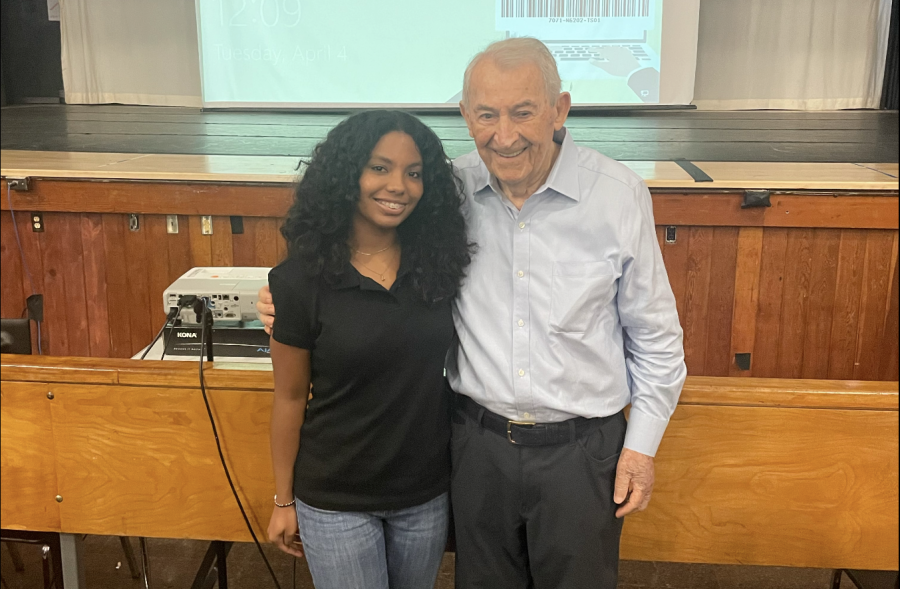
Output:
[623, 408, 670, 457]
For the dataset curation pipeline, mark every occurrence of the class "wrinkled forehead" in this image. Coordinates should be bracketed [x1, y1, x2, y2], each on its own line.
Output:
[468, 61, 551, 109]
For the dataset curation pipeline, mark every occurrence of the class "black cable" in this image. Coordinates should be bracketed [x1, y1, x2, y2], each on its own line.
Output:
[140, 307, 180, 360]
[158, 319, 176, 361]
[196, 302, 283, 589]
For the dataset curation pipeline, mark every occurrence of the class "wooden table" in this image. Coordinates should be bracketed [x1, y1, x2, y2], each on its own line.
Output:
[2, 354, 897, 572]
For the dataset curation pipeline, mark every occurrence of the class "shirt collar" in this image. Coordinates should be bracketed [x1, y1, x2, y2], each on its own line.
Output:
[473, 127, 581, 203]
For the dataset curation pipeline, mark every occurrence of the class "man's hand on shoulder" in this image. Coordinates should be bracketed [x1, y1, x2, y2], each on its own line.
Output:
[614, 448, 655, 518]
[257, 285, 275, 334]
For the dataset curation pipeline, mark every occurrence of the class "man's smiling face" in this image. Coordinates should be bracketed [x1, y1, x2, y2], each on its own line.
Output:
[460, 58, 570, 199]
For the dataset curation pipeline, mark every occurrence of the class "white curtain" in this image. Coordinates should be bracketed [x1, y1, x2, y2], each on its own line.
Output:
[59, 0, 893, 110]
[60, 0, 202, 107]
[693, 0, 893, 110]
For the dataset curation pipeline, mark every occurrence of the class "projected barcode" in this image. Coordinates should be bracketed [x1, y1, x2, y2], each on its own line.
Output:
[500, 0, 650, 18]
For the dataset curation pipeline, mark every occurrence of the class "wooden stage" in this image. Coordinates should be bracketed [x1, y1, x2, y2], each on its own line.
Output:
[1, 105, 898, 576]
[2, 105, 898, 162]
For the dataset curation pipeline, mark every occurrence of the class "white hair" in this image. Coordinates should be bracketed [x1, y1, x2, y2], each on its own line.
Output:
[462, 38, 562, 106]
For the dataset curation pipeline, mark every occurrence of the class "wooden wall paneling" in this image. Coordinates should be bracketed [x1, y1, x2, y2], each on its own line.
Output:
[681, 227, 713, 375]
[122, 219, 153, 357]
[776, 229, 814, 378]
[188, 215, 212, 268]
[728, 227, 763, 376]
[0, 180, 295, 219]
[751, 229, 789, 377]
[3, 202, 896, 377]
[39, 213, 72, 356]
[828, 230, 868, 379]
[660, 226, 690, 341]
[853, 231, 896, 380]
[210, 216, 234, 267]
[275, 219, 287, 263]
[5, 183, 896, 229]
[800, 229, 841, 379]
[253, 218, 280, 267]
[880, 248, 899, 381]
[166, 215, 193, 284]
[57, 214, 90, 357]
[651, 194, 899, 230]
[704, 227, 739, 376]
[0, 212, 26, 319]
[80, 214, 111, 357]
[101, 214, 133, 358]
[0, 382, 62, 531]
[144, 215, 173, 328]
[231, 217, 257, 267]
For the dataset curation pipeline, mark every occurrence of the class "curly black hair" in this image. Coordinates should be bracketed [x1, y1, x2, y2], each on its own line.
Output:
[281, 110, 472, 303]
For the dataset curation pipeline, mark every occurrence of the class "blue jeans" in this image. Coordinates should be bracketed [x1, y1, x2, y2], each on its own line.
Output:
[294, 493, 449, 589]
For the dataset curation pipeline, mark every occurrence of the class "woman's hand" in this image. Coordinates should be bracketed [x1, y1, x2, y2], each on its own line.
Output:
[268, 506, 303, 558]
[267, 505, 305, 558]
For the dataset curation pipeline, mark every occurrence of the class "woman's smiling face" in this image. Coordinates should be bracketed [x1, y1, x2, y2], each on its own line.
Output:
[355, 131, 424, 231]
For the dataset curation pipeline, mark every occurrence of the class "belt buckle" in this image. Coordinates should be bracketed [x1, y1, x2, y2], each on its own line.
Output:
[507, 419, 536, 444]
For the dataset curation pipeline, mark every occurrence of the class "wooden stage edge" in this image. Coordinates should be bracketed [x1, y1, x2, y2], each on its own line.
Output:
[1, 355, 898, 571]
[2, 149, 899, 191]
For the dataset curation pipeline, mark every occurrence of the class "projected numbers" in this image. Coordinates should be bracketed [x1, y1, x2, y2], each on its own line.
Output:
[215, 0, 301, 27]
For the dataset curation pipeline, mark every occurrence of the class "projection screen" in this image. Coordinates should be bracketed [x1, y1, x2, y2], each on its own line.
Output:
[196, 0, 700, 108]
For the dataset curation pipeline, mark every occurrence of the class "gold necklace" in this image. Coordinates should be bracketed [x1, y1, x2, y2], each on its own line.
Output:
[353, 248, 397, 282]
[353, 243, 394, 256]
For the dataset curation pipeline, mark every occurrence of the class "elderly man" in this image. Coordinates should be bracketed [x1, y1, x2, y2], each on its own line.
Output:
[259, 38, 685, 588]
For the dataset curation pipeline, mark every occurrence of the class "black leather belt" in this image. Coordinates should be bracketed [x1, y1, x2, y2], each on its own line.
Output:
[454, 393, 612, 446]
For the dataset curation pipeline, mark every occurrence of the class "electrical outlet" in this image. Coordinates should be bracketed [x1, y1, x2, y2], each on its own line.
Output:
[665, 226, 677, 244]
[128, 214, 140, 232]
[201, 215, 213, 235]
[31, 212, 44, 232]
[166, 215, 179, 234]
[7, 177, 30, 191]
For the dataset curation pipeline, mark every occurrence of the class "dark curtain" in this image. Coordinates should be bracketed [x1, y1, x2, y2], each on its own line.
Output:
[883, 0, 899, 109]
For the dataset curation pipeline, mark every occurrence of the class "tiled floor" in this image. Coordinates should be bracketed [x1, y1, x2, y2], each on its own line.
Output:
[0, 534, 870, 589]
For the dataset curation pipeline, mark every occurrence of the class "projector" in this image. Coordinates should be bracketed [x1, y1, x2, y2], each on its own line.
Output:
[161, 267, 272, 358]
[164, 267, 270, 325]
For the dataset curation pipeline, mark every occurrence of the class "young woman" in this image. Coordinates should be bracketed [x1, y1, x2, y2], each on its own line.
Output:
[266, 110, 471, 589]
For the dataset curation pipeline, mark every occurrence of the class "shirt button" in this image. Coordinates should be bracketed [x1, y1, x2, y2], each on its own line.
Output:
[517, 319, 525, 327]
[518, 222, 526, 229]
[518, 369, 526, 377]
[517, 270, 525, 278]
[523, 412, 532, 419]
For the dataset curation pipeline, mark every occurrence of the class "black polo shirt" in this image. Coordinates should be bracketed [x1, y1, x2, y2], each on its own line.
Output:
[269, 255, 453, 512]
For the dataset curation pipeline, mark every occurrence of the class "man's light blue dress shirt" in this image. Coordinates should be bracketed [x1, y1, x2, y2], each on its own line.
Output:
[447, 128, 687, 457]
